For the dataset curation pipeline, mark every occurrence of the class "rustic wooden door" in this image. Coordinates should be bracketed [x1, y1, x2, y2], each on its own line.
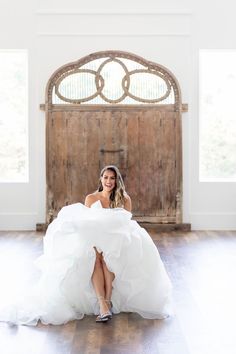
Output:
[41, 50, 188, 227]
[47, 105, 180, 224]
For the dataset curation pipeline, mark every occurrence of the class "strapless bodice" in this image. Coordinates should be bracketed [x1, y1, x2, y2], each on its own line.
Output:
[90, 200, 103, 209]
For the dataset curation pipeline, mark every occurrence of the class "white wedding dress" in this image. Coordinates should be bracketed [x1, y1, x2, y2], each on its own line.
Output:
[0, 201, 172, 325]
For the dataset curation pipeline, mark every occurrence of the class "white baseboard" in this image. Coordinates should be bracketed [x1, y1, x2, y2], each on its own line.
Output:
[0, 213, 42, 231]
[190, 212, 236, 230]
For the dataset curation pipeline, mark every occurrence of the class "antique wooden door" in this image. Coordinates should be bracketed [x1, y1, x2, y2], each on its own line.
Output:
[42, 50, 187, 226]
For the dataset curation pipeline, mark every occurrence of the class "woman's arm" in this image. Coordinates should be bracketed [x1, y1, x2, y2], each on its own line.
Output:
[124, 194, 132, 212]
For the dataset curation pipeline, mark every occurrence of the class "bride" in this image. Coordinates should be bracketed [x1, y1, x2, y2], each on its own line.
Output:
[0, 165, 172, 325]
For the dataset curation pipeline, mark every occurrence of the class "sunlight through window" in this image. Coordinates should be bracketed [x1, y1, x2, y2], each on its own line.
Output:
[199, 50, 236, 181]
[0, 50, 28, 182]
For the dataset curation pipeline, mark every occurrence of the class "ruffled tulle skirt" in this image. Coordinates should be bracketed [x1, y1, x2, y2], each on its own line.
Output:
[0, 202, 172, 325]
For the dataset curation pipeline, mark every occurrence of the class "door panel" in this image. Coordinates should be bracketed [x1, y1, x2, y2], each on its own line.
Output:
[47, 108, 179, 223]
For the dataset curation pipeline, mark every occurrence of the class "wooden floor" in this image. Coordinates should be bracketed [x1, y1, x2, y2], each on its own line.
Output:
[0, 230, 236, 354]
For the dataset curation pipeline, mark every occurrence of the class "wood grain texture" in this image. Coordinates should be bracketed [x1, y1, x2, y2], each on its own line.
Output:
[1, 231, 236, 354]
[41, 104, 188, 112]
[87, 112, 101, 194]
[126, 111, 140, 214]
[46, 108, 182, 224]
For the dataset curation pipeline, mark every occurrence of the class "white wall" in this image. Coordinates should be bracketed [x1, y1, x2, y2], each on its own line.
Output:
[0, 0, 235, 230]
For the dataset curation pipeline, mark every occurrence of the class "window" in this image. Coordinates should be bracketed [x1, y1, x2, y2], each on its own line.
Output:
[0, 50, 28, 182]
[199, 50, 236, 181]
[52, 56, 175, 105]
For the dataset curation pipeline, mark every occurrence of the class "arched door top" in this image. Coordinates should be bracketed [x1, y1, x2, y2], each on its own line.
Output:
[45, 50, 184, 111]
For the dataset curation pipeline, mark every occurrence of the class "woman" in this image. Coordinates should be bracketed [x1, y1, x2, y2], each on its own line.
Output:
[0, 165, 172, 325]
[85, 165, 132, 322]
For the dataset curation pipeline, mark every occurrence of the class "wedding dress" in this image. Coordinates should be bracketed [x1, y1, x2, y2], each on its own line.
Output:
[0, 200, 172, 325]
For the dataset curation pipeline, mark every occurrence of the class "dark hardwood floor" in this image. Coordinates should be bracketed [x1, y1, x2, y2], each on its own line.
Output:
[0, 230, 236, 354]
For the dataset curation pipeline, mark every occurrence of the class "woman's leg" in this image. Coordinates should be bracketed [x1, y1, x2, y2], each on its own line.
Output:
[101, 258, 115, 304]
[91, 248, 109, 315]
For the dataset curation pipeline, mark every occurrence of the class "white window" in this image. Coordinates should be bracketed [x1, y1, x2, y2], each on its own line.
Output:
[199, 50, 236, 181]
[0, 50, 28, 182]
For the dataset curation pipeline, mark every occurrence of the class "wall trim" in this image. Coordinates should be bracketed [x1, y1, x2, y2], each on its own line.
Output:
[0, 212, 37, 216]
[190, 212, 236, 230]
[36, 10, 193, 16]
[190, 212, 236, 216]
[37, 32, 191, 37]
[0, 212, 40, 231]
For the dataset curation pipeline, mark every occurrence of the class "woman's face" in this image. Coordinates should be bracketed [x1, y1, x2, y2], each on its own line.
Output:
[101, 169, 116, 192]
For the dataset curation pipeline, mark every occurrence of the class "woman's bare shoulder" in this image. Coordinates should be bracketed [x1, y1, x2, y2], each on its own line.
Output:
[84, 192, 100, 207]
